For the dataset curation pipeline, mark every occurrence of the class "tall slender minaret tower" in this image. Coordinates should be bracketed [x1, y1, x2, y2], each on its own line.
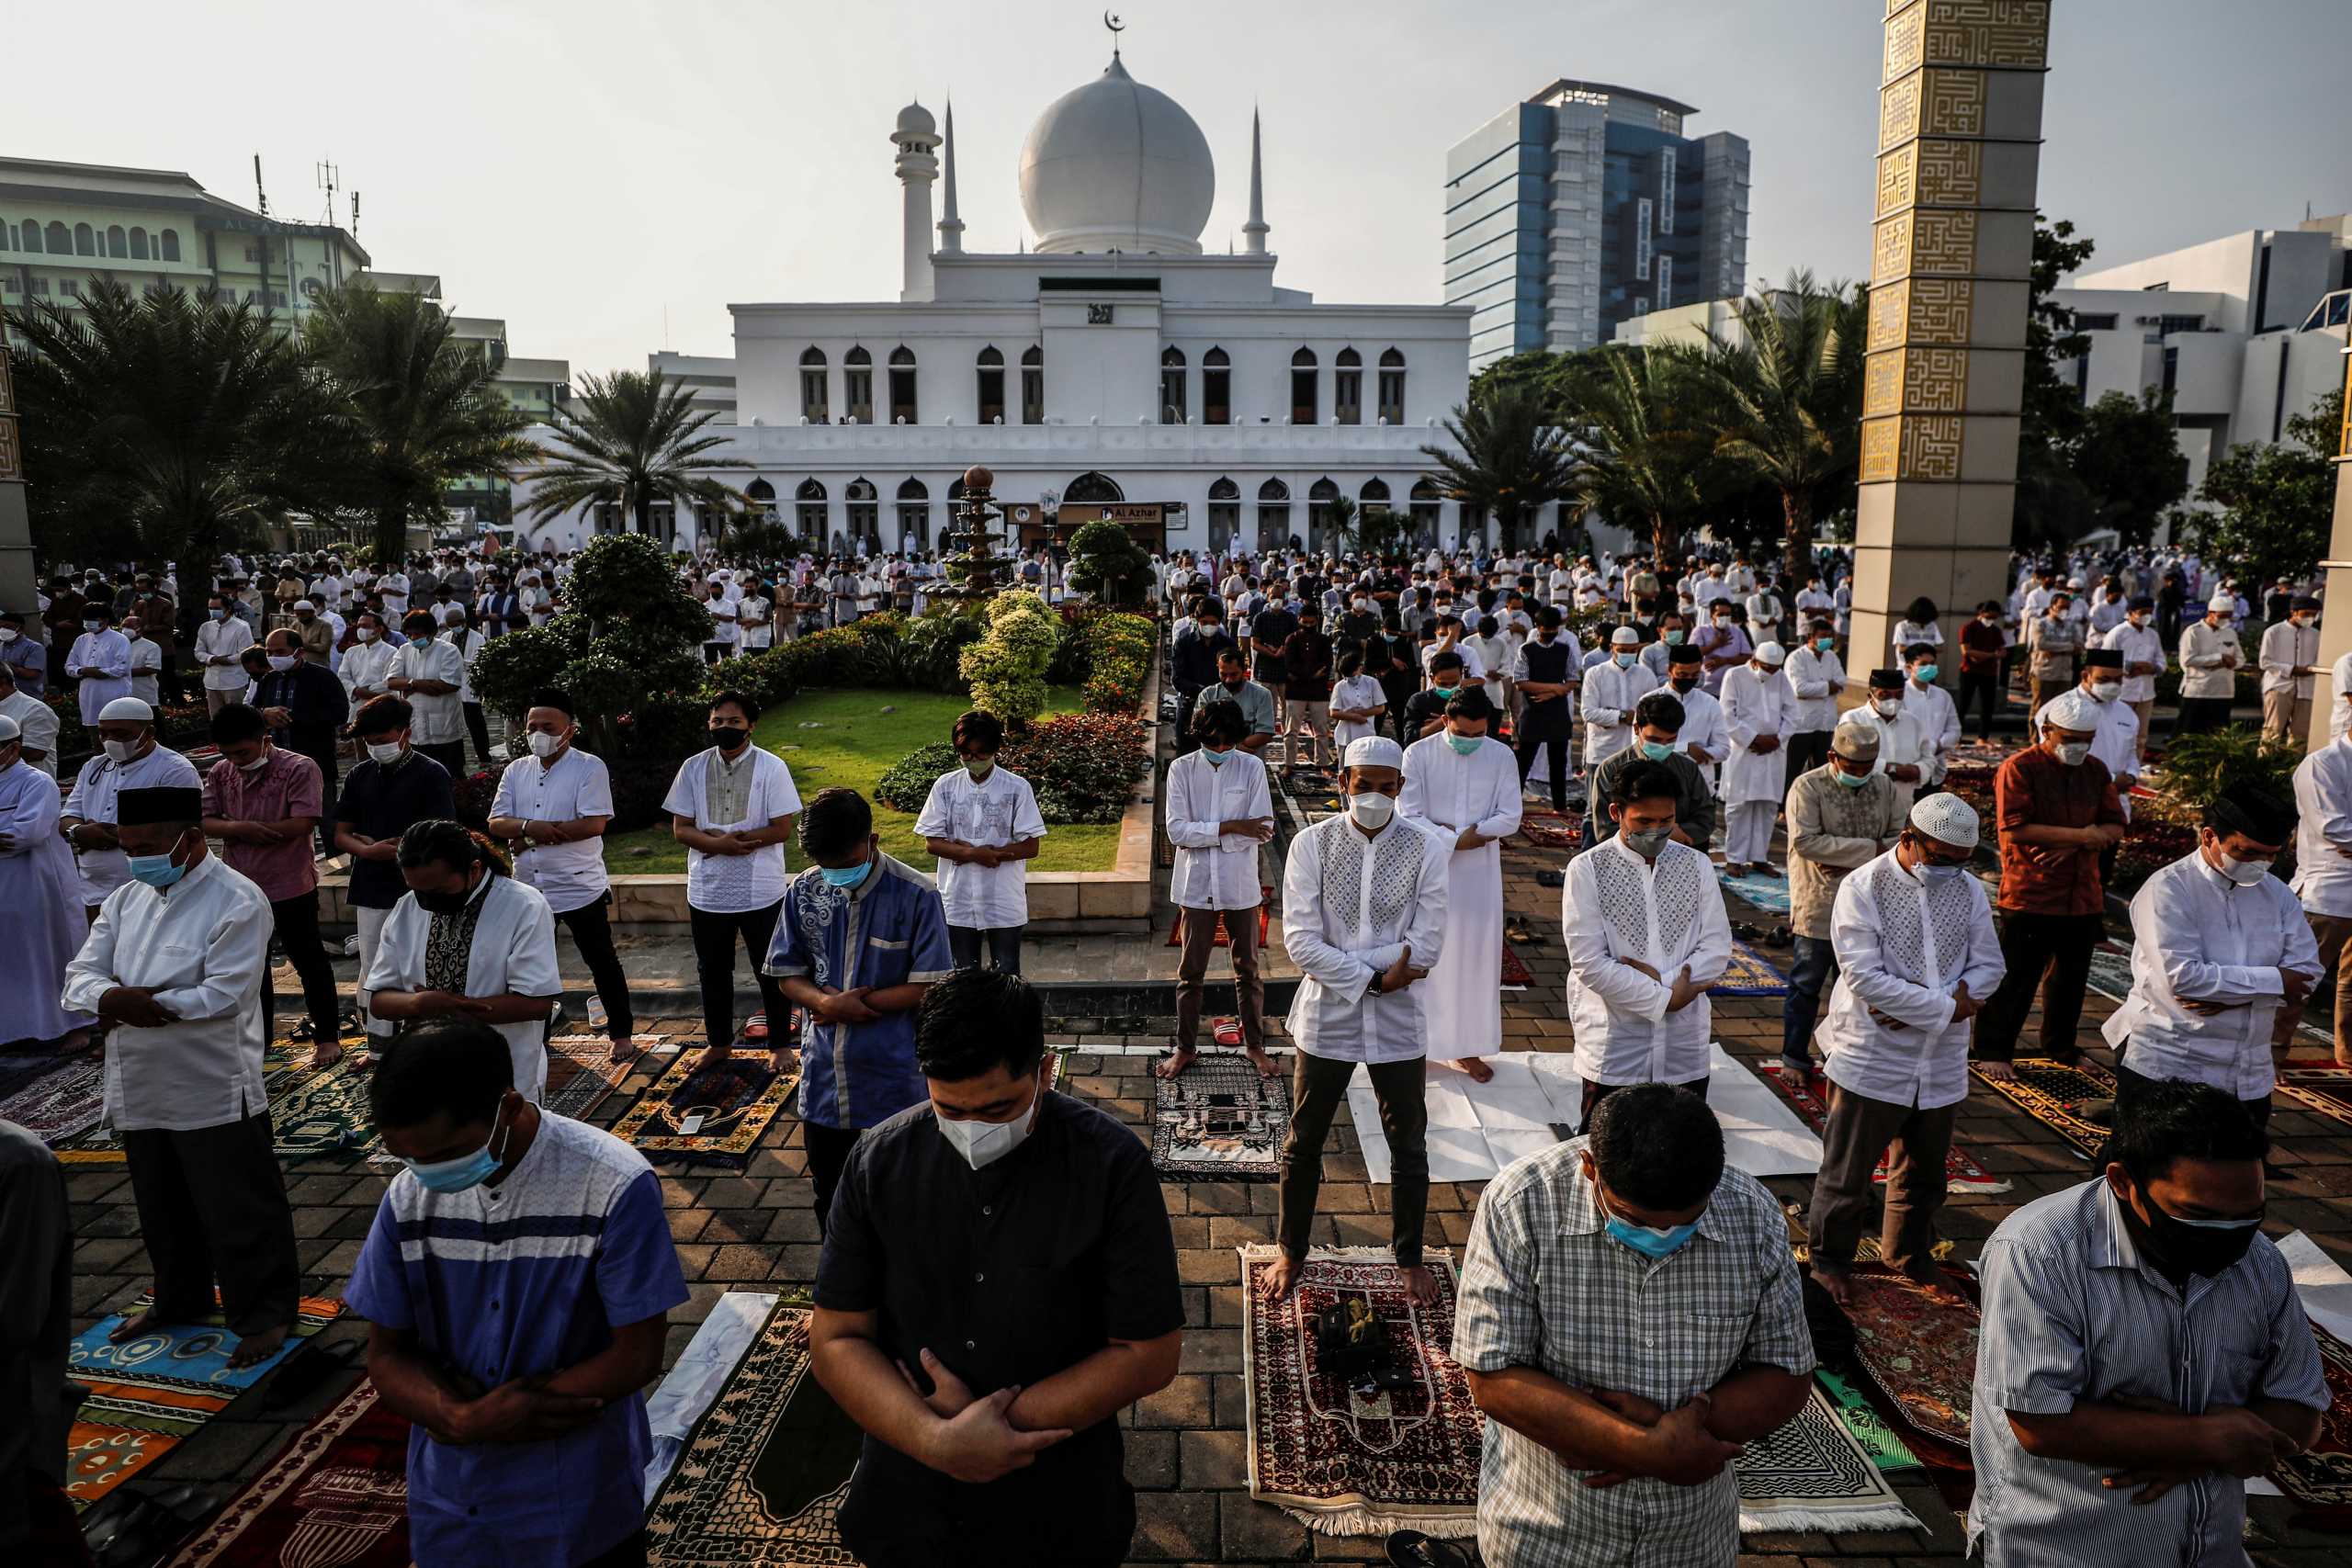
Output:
[1242, 107, 1269, 255]
[893, 100, 942, 301]
[937, 99, 966, 256]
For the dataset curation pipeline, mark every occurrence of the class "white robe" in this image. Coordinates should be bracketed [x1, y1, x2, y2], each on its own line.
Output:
[66, 629, 132, 726]
[1720, 665, 1794, 807]
[1668, 682, 1730, 792]
[1398, 734, 1522, 1056]
[1579, 657, 1658, 766]
[1858, 705, 1936, 818]
[1562, 838, 1731, 1087]
[0, 761, 90, 1043]
[1281, 813, 1453, 1063]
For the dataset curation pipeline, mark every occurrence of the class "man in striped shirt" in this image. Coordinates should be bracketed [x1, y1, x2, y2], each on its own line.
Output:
[1970, 1078, 2326, 1566]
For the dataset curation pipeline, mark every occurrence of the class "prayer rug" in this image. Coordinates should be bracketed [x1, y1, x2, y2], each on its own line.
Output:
[2262, 1233, 2352, 1514]
[543, 1033, 645, 1122]
[1152, 1053, 1290, 1181]
[164, 1379, 412, 1567]
[1718, 867, 1792, 914]
[0, 1052, 105, 1145]
[0, 1046, 78, 1103]
[643, 1291, 782, 1504]
[1518, 808, 1579, 850]
[613, 1053, 797, 1168]
[1163, 897, 1273, 948]
[58, 1039, 336, 1167]
[271, 1056, 376, 1159]
[1758, 1062, 2009, 1195]
[68, 1292, 345, 1513]
[2274, 1067, 2352, 1131]
[1238, 1246, 1482, 1539]
[1968, 1056, 2119, 1158]
[645, 1303, 862, 1566]
[1498, 942, 1532, 991]
[1844, 1269, 1980, 1449]
[1711, 941, 1790, 997]
[1815, 1368, 1924, 1473]
[1736, 1385, 1921, 1533]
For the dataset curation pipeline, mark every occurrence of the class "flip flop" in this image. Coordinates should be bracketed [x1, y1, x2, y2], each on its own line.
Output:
[1212, 1018, 1244, 1048]
[1385, 1530, 1476, 1568]
[742, 1011, 769, 1043]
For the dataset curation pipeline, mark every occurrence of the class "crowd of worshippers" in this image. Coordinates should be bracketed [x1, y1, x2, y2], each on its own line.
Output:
[3, 580, 2347, 1564]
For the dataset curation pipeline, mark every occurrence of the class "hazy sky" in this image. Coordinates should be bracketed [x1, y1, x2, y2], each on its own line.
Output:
[17, 0, 2347, 374]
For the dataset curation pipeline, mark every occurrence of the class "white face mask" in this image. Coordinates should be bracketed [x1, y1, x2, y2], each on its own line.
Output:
[528, 730, 566, 760]
[267, 653, 298, 672]
[2091, 680, 2121, 701]
[1871, 696, 1900, 717]
[103, 738, 139, 764]
[935, 1078, 1042, 1171]
[2053, 741, 2091, 766]
[0, 628, 16, 643]
[2211, 840, 2272, 886]
[367, 740, 406, 765]
[356, 627, 378, 643]
[1348, 792, 1395, 829]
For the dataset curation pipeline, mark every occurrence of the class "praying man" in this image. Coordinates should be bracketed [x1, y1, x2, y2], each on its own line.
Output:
[1399, 688, 1522, 1082]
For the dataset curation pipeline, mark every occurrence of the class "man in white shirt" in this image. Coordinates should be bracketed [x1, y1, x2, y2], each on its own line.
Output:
[2099, 595, 2166, 758]
[1579, 626, 1657, 769]
[1895, 642, 1961, 770]
[0, 660, 59, 775]
[2294, 730, 2352, 1066]
[487, 690, 639, 1060]
[1781, 616, 1846, 787]
[2258, 595, 2324, 743]
[61, 784, 297, 1368]
[2108, 784, 2319, 1125]
[119, 614, 164, 708]
[64, 605, 134, 727]
[195, 592, 256, 714]
[1857, 667, 1938, 818]
[1721, 642, 1793, 874]
[1267, 735, 1450, 1307]
[1659, 644, 1728, 790]
[389, 610, 468, 778]
[2176, 592, 2244, 738]
[377, 566, 411, 619]
[62, 697, 205, 914]
[1400, 689, 1522, 1083]
[340, 611, 400, 708]
[914, 710, 1046, 977]
[1805, 794, 2004, 1303]
[1159, 699, 1276, 1080]
[1562, 758, 1731, 1128]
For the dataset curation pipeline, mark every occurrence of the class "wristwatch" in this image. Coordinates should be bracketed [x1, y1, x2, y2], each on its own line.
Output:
[1367, 969, 1385, 996]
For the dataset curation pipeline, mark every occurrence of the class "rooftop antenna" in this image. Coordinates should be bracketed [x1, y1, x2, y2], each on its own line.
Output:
[253, 154, 270, 218]
[1103, 9, 1123, 60]
[316, 160, 339, 227]
[351, 190, 361, 234]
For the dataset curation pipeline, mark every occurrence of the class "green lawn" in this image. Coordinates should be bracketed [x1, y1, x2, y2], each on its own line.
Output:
[602, 685, 1123, 876]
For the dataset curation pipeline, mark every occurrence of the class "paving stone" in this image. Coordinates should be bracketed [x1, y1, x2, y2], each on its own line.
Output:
[1178, 1427, 1249, 1488]
[1219, 1495, 1311, 1560]
[1125, 1427, 1179, 1488]
[1135, 1373, 1214, 1428]
[1129, 1490, 1219, 1560]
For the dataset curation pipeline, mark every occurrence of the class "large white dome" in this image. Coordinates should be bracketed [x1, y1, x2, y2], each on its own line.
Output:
[1018, 54, 1215, 256]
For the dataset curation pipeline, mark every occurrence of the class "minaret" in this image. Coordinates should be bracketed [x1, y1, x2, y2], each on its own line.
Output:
[937, 99, 966, 256]
[1242, 107, 1269, 255]
[892, 100, 942, 301]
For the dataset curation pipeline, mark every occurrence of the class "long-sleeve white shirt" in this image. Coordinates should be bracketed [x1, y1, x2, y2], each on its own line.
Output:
[340, 637, 399, 705]
[1397, 733, 1523, 844]
[1899, 678, 1962, 772]
[1562, 838, 1731, 1087]
[62, 854, 274, 1131]
[1781, 645, 1846, 732]
[62, 744, 203, 905]
[195, 617, 255, 692]
[2098, 621, 2166, 705]
[1720, 664, 1794, 807]
[365, 873, 562, 1102]
[1164, 749, 1272, 910]
[1816, 850, 2005, 1111]
[1858, 705, 1936, 817]
[1578, 657, 1657, 765]
[1281, 813, 1452, 1063]
[2104, 852, 2323, 1100]
[2291, 737, 2352, 919]
[1670, 683, 1730, 770]
[2177, 621, 2242, 700]
[393, 635, 468, 744]
[2333, 649, 2352, 744]
[2259, 619, 2321, 698]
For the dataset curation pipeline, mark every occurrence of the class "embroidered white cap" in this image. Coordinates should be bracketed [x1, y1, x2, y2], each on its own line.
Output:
[1343, 735, 1405, 772]
[1910, 791, 1980, 849]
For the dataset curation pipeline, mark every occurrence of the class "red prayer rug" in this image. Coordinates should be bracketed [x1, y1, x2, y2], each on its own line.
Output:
[1759, 1063, 2009, 1195]
[2275, 1067, 2352, 1131]
[1968, 1056, 2119, 1158]
[1239, 1246, 1482, 1540]
[1517, 808, 1578, 849]
[1843, 1268, 1979, 1450]
[2274, 1316, 2352, 1514]
[1163, 897, 1272, 948]
[1498, 942, 1532, 990]
[165, 1378, 411, 1566]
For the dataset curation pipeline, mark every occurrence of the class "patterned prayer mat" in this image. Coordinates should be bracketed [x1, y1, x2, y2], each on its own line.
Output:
[271, 1056, 376, 1159]
[1152, 1054, 1291, 1181]
[2274, 1315, 2352, 1513]
[543, 1033, 646, 1122]
[0, 1052, 105, 1145]
[1845, 1269, 1979, 1450]
[1712, 941, 1790, 997]
[1163, 897, 1273, 948]
[1283, 769, 1340, 801]
[1718, 867, 1792, 914]
[1499, 942, 1533, 990]
[1815, 1368, 1923, 1473]
[1736, 1385, 1921, 1533]
[646, 1303, 862, 1566]
[1968, 1056, 2119, 1158]
[56, 1036, 336, 1167]
[164, 1378, 411, 1567]
[2275, 1067, 2352, 1131]
[613, 1053, 797, 1168]
[67, 1292, 345, 1512]
[1784, 1203, 1956, 1269]
[1759, 1062, 2009, 1195]
[1518, 808, 1579, 850]
[1239, 1246, 1482, 1540]
[0, 1046, 80, 1103]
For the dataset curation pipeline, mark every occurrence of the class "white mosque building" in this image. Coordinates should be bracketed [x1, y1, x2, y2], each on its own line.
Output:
[520, 44, 1485, 559]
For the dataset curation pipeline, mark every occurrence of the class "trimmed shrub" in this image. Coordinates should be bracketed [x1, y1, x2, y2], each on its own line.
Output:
[876, 740, 962, 813]
[961, 591, 1060, 725]
[1001, 711, 1151, 823]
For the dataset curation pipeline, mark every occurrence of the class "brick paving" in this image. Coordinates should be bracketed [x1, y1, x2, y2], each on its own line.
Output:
[65, 821, 2352, 1564]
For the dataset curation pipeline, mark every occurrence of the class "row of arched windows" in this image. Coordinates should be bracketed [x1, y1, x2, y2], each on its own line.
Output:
[0, 220, 182, 262]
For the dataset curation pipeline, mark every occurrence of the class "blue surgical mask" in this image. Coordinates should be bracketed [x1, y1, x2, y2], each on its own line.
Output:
[1447, 734, 1481, 756]
[1203, 747, 1232, 767]
[1600, 1190, 1700, 1260]
[1915, 664, 1939, 683]
[1834, 767, 1871, 789]
[1638, 739, 1674, 762]
[127, 849, 188, 888]
[1917, 860, 1965, 884]
[1431, 685, 1458, 700]
[1664, 629, 1684, 645]
[820, 858, 874, 889]
[404, 1103, 515, 1194]
[1613, 651, 1636, 669]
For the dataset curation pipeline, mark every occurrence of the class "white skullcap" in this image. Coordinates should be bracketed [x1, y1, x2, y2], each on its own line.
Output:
[1343, 735, 1405, 772]
[1610, 625, 1641, 646]
[1754, 641, 1786, 666]
[293, 599, 315, 611]
[1910, 791, 1979, 849]
[2043, 688, 2102, 732]
[2208, 592, 2235, 612]
[0, 715, 19, 743]
[2067, 576, 2086, 588]
[98, 696, 155, 723]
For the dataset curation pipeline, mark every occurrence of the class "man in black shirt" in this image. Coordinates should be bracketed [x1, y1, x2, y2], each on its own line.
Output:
[1512, 605, 1577, 810]
[812, 970, 1182, 1567]
[1169, 606, 1236, 757]
[1246, 595, 1297, 737]
[251, 627, 351, 851]
[331, 696, 455, 1066]
[1402, 648, 1466, 740]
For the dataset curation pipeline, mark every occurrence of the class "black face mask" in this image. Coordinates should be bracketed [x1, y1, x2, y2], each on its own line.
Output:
[1670, 676, 1699, 693]
[415, 879, 476, 917]
[709, 726, 750, 751]
[2115, 1179, 2262, 1284]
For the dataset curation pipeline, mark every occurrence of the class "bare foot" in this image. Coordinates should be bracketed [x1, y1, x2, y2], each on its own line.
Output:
[1257, 1251, 1303, 1303]
[224, 1322, 289, 1370]
[1155, 1046, 1199, 1080]
[1244, 1045, 1281, 1080]
[348, 1045, 374, 1071]
[1974, 1060, 2018, 1083]
[55, 1027, 92, 1053]
[1401, 1263, 1440, 1305]
[309, 1041, 345, 1072]
[608, 1037, 645, 1066]
[107, 1306, 169, 1344]
[1810, 1263, 1856, 1307]
[695, 1043, 732, 1073]
[1449, 1056, 1495, 1083]
[1903, 1262, 1967, 1295]
[769, 1048, 797, 1077]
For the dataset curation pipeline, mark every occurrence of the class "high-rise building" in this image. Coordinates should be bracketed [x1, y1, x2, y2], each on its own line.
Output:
[1444, 80, 1750, 369]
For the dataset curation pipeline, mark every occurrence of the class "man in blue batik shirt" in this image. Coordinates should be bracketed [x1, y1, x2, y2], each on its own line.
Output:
[769, 786, 955, 1234]
[346, 1021, 688, 1568]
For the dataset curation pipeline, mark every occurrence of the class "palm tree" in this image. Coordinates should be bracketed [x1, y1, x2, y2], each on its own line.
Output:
[1560, 345, 1716, 570]
[303, 284, 543, 564]
[521, 369, 752, 545]
[1320, 493, 1359, 555]
[1419, 380, 1578, 552]
[1691, 272, 1866, 587]
[6, 279, 353, 581]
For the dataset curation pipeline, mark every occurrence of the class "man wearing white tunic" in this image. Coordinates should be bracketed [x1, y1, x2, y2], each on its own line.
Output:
[1857, 667, 1937, 818]
[1806, 795, 2004, 1303]
[0, 716, 92, 1047]
[1562, 759, 1731, 1129]
[2293, 730, 2352, 1065]
[1720, 642, 1793, 875]
[1578, 626, 1657, 768]
[912, 709, 1046, 976]
[340, 613, 400, 709]
[2100, 596, 2166, 758]
[1159, 699, 1277, 1080]
[0, 660, 59, 777]
[63, 607, 133, 728]
[2104, 784, 2320, 1126]
[61, 697, 203, 915]
[1267, 735, 1452, 1306]
[120, 614, 164, 709]
[1895, 643, 1961, 775]
[1781, 616, 1846, 788]
[61, 784, 295, 1369]
[1399, 689, 1522, 1082]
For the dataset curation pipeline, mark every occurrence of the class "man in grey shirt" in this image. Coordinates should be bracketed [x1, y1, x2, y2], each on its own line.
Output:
[1198, 646, 1278, 756]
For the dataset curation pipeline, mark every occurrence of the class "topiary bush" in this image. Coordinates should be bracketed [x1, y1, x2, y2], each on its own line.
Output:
[961, 591, 1060, 725]
[875, 740, 962, 813]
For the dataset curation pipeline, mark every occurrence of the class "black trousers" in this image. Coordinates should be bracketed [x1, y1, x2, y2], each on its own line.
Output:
[947, 924, 1023, 975]
[1515, 723, 1570, 811]
[689, 899, 791, 1050]
[805, 1120, 862, 1235]
[2116, 1058, 2271, 1130]
[1173, 685, 1204, 755]
[120, 1110, 298, 1337]
[2175, 696, 2234, 739]
[1959, 669, 2002, 738]
[1975, 909, 2103, 1064]
[417, 739, 468, 779]
[462, 701, 493, 769]
[555, 893, 634, 1040]
[1784, 729, 1832, 792]
[261, 889, 341, 1044]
